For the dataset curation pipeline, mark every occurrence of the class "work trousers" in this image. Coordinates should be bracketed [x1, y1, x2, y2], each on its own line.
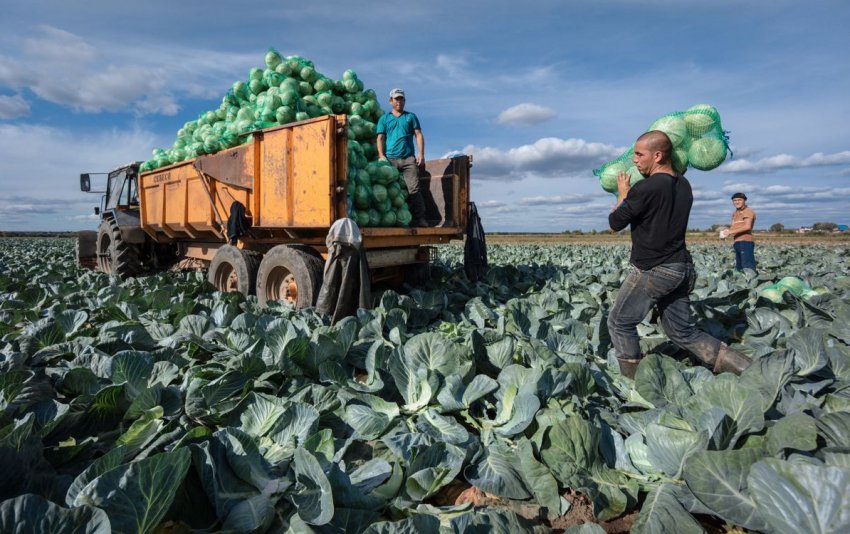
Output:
[733, 241, 757, 271]
[390, 156, 427, 224]
[607, 262, 721, 362]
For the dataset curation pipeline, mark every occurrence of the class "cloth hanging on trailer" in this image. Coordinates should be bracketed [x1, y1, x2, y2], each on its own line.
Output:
[464, 201, 488, 282]
[226, 201, 252, 245]
[316, 218, 371, 323]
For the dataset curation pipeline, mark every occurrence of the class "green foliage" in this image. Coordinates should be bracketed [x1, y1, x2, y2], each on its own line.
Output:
[1, 238, 849, 532]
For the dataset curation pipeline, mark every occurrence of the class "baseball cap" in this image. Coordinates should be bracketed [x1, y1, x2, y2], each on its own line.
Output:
[389, 88, 405, 99]
[731, 192, 747, 200]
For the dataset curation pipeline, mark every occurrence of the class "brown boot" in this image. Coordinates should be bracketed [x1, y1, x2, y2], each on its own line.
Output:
[616, 357, 642, 379]
[713, 343, 752, 375]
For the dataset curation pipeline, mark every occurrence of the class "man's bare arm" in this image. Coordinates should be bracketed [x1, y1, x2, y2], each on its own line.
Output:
[414, 129, 425, 166]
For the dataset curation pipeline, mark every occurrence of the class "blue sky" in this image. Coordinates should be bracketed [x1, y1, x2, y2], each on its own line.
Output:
[1, 0, 849, 232]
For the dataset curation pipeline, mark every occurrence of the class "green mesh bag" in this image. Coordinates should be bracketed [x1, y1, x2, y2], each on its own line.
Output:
[142, 47, 417, 225]
[593, 104, 731, 195]
[760, 277, 823, 303]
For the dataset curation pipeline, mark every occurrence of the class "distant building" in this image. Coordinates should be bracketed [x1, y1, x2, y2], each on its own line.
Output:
[798, 226, 813, 233]
[835, 224, 849, 232]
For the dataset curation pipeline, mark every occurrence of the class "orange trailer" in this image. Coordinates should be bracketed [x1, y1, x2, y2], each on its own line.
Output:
[79, 115, 471, 308]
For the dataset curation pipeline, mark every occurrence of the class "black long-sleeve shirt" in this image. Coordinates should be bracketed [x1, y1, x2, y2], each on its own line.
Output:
[608, 172, 692, 270]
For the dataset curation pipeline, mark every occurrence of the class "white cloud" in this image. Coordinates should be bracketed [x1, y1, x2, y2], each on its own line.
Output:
[0, 93, 29, 118]
[719, 182, 850, 201]
[720, 182, 757, 194]
[720, 150, 850, 174]
[435, 54, 469, 79]
[0, 25, 257, 116]
[451, 137, 622, 181]
[476, 200, 508, 208]
[519, 194, 590, 206]
[497, 103, 557, 126]
[22, 25, 96, 64]
[0, 123, 163, 231]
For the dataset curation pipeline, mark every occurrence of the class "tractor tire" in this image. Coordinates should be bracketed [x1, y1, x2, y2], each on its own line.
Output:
[96, 219, 141, 277]
[256, 245, 324, 309]
[208, 245, 261, 296]
[76, 231, 97, 270]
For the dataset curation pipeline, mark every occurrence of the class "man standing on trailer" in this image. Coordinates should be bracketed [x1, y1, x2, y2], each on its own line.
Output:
[376, 88, 428, 227]
[606, 130, 751, 379]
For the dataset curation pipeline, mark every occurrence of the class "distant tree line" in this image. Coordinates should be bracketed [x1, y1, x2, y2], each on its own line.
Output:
[812, 222, 839, 232]
[554, 222, 845, 234]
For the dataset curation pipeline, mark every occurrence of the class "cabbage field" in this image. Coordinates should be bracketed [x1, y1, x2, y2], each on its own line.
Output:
[1, 238, 850, 533]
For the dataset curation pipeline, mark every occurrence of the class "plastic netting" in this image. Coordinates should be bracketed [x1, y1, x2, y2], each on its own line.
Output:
[140, 48, 418, 227]
[759, 276, 824, 303]
[593, 104, 731, 195]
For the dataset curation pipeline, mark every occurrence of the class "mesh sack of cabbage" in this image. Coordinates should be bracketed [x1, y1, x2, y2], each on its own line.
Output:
[138, 48, 415, 226]
[593, 104, 731, 195]
[347, 160, 413, 227]
[759, 276, 826, 303]
[140, 47, 384, 176]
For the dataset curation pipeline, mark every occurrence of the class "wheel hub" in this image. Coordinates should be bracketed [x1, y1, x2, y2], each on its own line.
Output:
[268, 266, 297, 303]
[213, 264, 237, 292]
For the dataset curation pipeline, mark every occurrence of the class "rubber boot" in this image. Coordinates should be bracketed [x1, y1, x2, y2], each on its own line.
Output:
[713, 343, 752, 375]
[616, 357, 642, 379]
[408, 193, 429, 227]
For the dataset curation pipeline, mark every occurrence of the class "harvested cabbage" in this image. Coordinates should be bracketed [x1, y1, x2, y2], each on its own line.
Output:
[688, 136, 727, 171]
[594, 104, 730, 194]
[648, 115, 688, 147]
[684, 104, 718, 137]
[776, 276, 810, 297]
[599, 161, 628, 194]
[142, 47, 419, 227]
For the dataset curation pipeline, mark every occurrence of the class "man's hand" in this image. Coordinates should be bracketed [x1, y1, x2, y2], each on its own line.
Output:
[415, 156, 424, 167]
[378, 156, 388, 162]
[616, 172, 631, 200]
[719, 229, 729, 239]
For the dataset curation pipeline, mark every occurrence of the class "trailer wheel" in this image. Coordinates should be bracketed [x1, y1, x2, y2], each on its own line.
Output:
[76, 231, 97, 270]
[208, 245, 261, 296]
[256, 245, 324, 309]
[96, 219, 141, 277]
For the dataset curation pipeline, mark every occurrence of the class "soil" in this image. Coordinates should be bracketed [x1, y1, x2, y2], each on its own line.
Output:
[432, 481, 639, 533]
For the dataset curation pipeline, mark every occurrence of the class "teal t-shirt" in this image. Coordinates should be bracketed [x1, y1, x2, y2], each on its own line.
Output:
[376, 111, 421, 159]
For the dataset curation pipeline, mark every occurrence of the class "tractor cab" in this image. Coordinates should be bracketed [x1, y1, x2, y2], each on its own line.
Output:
[80, 161, 142, 216]
[77, 161, 157, 276]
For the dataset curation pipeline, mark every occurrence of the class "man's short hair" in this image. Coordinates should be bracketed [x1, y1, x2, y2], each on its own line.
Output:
[731, 192, 747, 200]
[637, 130, 672, 161]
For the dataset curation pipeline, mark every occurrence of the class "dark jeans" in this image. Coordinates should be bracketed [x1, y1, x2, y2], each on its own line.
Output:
[733, 241, 756, 271]
[390, 156, 426, 223]
[607, 262, 721, 362]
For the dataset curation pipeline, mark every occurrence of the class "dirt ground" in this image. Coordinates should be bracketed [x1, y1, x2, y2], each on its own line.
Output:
[434, 481, 639, 533]
[431, 480, 740, 533]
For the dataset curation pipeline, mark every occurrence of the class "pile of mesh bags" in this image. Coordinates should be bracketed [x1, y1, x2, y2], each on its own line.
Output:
[594, 104, 730, 195]
[140, 48, 412, 227]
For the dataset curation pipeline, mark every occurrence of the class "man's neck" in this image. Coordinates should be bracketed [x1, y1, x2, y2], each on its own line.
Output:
[649, 165, 675, 176]
[392, 109, 404, 117]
